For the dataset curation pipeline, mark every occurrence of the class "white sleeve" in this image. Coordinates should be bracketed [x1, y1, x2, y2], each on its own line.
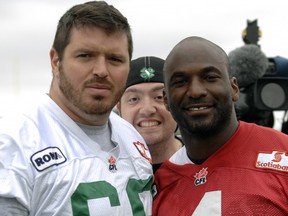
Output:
[0, 197, 28, 216]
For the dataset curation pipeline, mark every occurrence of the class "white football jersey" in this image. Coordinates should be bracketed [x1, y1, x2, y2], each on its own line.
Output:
[0, 94, 153, 216]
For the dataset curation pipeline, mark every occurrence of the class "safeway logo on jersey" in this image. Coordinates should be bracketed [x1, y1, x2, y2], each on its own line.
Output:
[31, 147, 67, 172]
[256, 150, 288, 173]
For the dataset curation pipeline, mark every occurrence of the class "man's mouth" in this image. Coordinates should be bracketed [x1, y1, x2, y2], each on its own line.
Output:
[188, 106, 209, 111]
[139, 121, 160, 127]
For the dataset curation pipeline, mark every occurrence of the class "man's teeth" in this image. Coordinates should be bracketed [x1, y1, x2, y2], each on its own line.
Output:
[140, 121, 159, 127]
[189, 107, 208, 111]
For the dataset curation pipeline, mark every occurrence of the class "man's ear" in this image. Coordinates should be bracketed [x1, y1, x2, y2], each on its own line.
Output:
[163, 89, 170, 111]
[231, 77, 240, 102]
[50, 48, 60, 77]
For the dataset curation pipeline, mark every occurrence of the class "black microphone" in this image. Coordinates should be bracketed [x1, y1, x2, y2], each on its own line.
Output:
[228, 44, 269, 88]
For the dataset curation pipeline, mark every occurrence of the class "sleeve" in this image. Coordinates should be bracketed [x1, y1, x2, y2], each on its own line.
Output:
[0, 197, 29, 216]
[0, 124, 33, 210]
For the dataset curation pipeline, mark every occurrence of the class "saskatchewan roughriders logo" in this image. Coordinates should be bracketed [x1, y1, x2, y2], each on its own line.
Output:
[140, 67, 155, 80]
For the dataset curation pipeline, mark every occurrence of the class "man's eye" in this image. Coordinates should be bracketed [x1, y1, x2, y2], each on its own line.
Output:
[111, 57, 122, 62]
[77, 54, 90, 58]
[205, 74, 219, 81]
[171, 79, 187, 87]
[109, 56, 124, 64]
[128, 97, 138, 104]
[155, 95, 164, 102]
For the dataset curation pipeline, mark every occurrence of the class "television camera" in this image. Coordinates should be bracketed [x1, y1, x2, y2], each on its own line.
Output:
[231, 19, 288, 133]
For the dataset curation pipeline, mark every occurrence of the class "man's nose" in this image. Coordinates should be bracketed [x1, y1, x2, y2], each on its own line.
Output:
[92, 57, 109, 78]
[187, 79, 207, 98]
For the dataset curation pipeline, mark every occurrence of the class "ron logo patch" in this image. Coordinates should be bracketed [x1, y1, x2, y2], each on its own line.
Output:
[31, 147, 67, 171]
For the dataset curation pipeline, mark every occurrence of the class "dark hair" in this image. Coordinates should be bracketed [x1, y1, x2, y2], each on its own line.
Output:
[52, 1, 133, 60]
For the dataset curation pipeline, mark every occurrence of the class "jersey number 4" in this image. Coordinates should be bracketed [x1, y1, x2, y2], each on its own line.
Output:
[192, 191, 221, 215]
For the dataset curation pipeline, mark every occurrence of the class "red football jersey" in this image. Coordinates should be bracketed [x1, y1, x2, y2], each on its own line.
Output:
[153, 121, 288, 215]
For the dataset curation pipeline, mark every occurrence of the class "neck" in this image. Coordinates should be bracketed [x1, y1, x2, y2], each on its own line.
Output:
[148, 135, 182, 164]
[182, 120, 239, 161]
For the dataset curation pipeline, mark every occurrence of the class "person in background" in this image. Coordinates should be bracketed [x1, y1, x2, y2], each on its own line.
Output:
[117, 56, 183, 173]
[0, 1, 153, 215]
[153, 36, 288, 215]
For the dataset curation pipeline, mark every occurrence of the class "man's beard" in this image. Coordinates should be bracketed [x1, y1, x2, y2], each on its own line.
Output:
[58, 64, 124, 116]
[173, 101, 233, 137]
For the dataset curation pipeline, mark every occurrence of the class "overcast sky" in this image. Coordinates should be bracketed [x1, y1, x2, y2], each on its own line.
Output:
[1, 0, 288, 121]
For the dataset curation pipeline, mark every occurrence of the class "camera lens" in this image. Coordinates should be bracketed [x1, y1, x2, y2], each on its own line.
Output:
[260, 83, 285, 109]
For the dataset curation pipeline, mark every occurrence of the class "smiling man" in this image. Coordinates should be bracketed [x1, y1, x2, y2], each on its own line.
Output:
[153, 36, 288, 215]
[117, 56, 183, 173]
